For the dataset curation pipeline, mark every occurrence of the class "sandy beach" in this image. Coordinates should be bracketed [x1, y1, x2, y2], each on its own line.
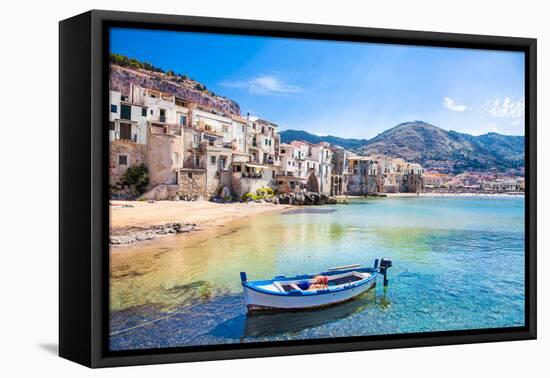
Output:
[110, 200, 293, 245]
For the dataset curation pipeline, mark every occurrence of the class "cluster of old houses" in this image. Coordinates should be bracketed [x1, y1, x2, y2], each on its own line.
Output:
[109, 83, 424, 200]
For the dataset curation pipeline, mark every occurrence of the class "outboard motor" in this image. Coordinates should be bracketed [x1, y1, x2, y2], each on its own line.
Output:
[379, 258, 393, 286]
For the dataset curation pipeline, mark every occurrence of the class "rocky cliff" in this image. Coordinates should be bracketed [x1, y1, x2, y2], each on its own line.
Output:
[110, 64, 241, 116]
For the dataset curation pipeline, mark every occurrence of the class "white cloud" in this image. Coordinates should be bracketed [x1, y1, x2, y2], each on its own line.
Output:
[485, 96, 524, 119]
[222, 75, 303, 95]
[443, 97, 467, 112]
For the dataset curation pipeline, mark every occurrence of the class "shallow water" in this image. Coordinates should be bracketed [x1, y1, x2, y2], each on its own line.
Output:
[110, 196, 525, 351]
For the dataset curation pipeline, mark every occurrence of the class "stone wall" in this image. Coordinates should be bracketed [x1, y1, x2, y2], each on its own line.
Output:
[346, 174, 378, 195]
[141, 169, 208, 201]
[109, 140, 146, 185]
[147, 130, 183, 186]
[404, 174, 424, 193]
[141, 184, 181, 201]
[177, 169, 208, 199]
[231, 174, 274, 197]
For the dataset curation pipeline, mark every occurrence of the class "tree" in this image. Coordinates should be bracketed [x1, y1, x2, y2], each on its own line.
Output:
[120, 164, 150, 196]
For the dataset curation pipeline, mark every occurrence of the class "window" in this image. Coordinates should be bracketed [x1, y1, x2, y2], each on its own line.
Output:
[108, 122, 115, 131]
[121, 104, 131, 120]
[179, 115, 187, 125]
[118, 155, 128, 166]
[194, 154, 200, 168]
[110, 104, 117, 113]
[272, 171, 275, 179]
[193, 134, 200, 144]
[119, 123, 132, 140]
[172, 152, 179, 165]
[223, 126, 229, 134]
[142, 108, 147, 117]
[187, 172, 193, 179]
[281, 149, 286, 154]
[150, 109, 153, 115]
[210, 156, 216, 165]
[220, 156, 227, 169]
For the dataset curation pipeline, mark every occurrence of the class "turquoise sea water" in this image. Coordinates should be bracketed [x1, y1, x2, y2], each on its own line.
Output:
[110, 196, 525, 350]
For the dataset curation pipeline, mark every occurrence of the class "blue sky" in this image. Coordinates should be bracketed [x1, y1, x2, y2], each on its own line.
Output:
[110, 28, 525, 138]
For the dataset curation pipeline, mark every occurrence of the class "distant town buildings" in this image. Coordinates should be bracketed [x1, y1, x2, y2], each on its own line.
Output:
[109, 83, 425, 200]
[421, 171, 524, 192]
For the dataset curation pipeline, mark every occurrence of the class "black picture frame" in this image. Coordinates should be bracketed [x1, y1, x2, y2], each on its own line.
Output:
[59, 9, 537, 368]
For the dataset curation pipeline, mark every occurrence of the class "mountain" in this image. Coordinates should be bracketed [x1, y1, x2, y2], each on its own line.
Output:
[360, 121, 524, 172]
[279, 130, 368, 150]
[280, 121, 524, 173]
[109, 55, 240, 116]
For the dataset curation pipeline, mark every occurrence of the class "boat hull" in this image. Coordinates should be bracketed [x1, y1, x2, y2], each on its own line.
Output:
[243, 275, 377, 312]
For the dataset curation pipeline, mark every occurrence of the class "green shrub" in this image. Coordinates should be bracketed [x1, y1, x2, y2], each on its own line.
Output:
[242, 192, 257, 202]
[121, 164, 150, 196]
[256, 187, 274, 197]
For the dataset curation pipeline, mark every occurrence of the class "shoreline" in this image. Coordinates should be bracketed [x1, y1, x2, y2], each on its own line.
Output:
[110, 200, 294, 246]
[110, 192, 523, 246]
[338, 192, 524, 199]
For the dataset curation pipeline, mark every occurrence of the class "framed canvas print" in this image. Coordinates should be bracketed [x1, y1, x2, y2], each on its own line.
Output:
[59, 10, 536, 368]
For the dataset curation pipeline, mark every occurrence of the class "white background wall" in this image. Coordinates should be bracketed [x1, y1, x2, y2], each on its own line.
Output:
[0, 0, 547, 376]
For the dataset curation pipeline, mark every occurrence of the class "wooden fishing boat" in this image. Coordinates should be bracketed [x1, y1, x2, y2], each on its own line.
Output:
[240, 259, 392, 312]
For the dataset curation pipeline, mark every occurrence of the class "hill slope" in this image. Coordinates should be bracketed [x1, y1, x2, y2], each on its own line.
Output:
[279, 130, 368, 150]
[280, 121, 524, 173]
[360, 121, 524, 172]
[109, 55, 240, 115]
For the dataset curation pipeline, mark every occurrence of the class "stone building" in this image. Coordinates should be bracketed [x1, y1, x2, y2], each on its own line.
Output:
[311, 142, 333, 195]
[331, 146, 351, 195]
[346, 156, 423, 195]
[276, 143, 302, 193]
[109, 83, 424, 200]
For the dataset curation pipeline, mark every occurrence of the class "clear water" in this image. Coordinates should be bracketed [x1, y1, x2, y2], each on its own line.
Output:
[110, 196, 525, 351]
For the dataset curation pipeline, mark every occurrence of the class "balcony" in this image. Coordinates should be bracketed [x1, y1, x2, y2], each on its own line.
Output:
[242, 172, 263, 179]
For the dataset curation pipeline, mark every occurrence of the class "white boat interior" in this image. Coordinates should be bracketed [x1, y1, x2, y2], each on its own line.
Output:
[256, 271, 372, 294]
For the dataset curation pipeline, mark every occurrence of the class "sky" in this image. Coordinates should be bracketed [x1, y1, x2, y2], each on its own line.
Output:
[110, 28, 525, 139]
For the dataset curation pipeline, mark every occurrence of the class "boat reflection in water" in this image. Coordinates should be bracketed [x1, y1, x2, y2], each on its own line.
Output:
[241, 287, 391, 338]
